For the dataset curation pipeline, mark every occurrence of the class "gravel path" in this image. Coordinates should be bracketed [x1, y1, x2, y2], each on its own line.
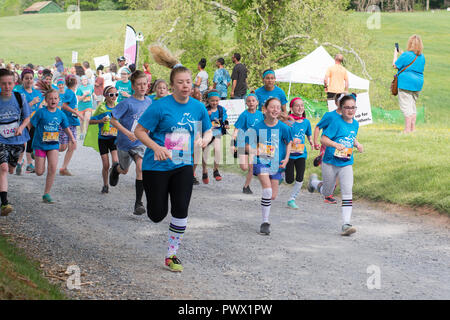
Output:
[1, 143, 449, 300]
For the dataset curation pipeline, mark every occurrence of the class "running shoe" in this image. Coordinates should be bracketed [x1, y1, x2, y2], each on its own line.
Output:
[213, 170, 222, 181]
[341, 224, 356, 236]
[260, 222, 271, 235]
[101, 186, 109, 194]
[59, 168, 72, 176]
[133, 201, 146, 215]
[193, 176, 200, 185]
[165, 255, 183, 272]
[15, 160, 23, 175]
[242, 185, 253, 194]
[324, 195, 337, 204]
[307, 174, 318, 193]
[202, 172, 209, 184]
[26, 164, 35, 173]
[42, 194, 54, 204]
[287, 200, 299, 210]
[1, 204, 12, 217]
[109, 162, 120, 186]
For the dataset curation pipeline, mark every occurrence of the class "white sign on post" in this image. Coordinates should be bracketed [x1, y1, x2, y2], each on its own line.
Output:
[219, 99, 246, 126]
[326, 92, 372, 126]
[72, 51, 78, 64]
[94, 55, 111, 69]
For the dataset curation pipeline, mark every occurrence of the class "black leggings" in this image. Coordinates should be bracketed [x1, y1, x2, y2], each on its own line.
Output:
[26, 126, 35, 154]
[285, 157, 306, 184]
[143, 165, 193, 223]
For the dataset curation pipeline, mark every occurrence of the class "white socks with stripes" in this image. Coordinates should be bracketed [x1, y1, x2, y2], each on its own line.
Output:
[341, 195, 353, 225]
[261, 188, 272, 223]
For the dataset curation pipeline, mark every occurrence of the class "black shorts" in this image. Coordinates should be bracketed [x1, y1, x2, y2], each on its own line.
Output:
[327, 92, 341, 100]
[285, 157, 306, 184]
[0, 143, 25, 167]
[98, 138, 117, 156]
[26, 126, 35, 153]
[143, 165, 193, 223]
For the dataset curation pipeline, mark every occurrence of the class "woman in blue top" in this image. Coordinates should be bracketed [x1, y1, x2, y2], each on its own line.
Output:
[285, 98, 313, 210]
[32, 87, 74, 204]
[89, 86, 119, 194]
[212, 58, 231, 100]
[115, 67, 133, 102]
[393, 34, 425, 134]
[135, 65, 212, 272]
[250, 97, 292, 235]
[77, 75, 95, 139]
[60, 75, 83, 176]
[231, 93, 264, 194]
[255, 69, 288, 113]
[308, 94, 364, 236]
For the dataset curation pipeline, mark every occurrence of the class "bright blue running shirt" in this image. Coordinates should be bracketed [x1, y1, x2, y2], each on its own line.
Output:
[16, 86, 43, 117]
[251, 120, 292, 174]
[322, 116, 359, 167]
[91, 103, 117, 140]
[138, 95, 212, 171]
[209, 106, 228, 137]
[316, 110, 341, 130]
[31, 107, 69, 151]
[255, 86, 288, 111]
[289, 119, 312, 160]
[0, 93, 31, 145]
[61, 89, 80, 127]
[394, 51, 425, 92]
[112, 96, 151, 151]
[115, 80, 134, 103]
[76, 84, 94, 111]
[234, 109, 264, 147]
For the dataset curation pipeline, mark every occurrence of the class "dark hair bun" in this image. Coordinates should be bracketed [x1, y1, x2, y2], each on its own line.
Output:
[199, 58, 207, 69]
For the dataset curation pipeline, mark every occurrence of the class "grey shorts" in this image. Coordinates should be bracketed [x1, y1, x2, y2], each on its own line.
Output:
[320, 162, 353, 198]
[118, 144, 145, 171]
[0, 143, 25, 167]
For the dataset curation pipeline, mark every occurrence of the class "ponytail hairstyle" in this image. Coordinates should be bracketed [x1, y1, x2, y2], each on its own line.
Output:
[198, 58, 207, 69]
[36, 79, 57, 101]
[289, 97, 306, 118]
[149, 44, 189, 85]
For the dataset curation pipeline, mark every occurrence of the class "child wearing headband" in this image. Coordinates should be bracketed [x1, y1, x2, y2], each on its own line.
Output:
[255, 69, 288, 113]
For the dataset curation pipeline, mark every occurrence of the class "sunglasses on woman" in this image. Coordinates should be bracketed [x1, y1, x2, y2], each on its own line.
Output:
[107, 93, 119, 97]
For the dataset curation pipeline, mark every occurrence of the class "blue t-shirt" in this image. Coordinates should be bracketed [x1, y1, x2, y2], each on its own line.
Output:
[112, 96, 151, 151]
[234, 109, 264, 147]
[251, 120, 292, 174]
[289, 119, 312, 160]
[62, 89, 80, 127]
[91, 103, 117, 140]
[57, 90, 65, 108]
[316, 110, 340, 130]
[255, 86, 288, 111]
[138, 95, 212, 171]
[0, 93, 31, 145]
[208, 106, 228, 137]
[213, 68, 231, 98]
[115, 80, 134, 103]
[322, 116, 359, 167]
[76, 84, 94, 111]
[31, 107, 69, 151]
[395, 51, 425, 92]
[16, 86, 43, 117]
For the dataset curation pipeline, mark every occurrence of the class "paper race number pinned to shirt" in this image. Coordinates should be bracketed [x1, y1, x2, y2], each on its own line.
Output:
[334, 147, 353, 160]
[257, 143, 275, 158]
[156, 132, 190, 161]
[43, 131, 59, 142]
[0, 121, 19, 138]
[290, 140, 305, 154]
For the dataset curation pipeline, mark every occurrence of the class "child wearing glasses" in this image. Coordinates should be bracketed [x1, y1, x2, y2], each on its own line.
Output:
[308, 93, 364, 236]
[89, 86, 119, 194]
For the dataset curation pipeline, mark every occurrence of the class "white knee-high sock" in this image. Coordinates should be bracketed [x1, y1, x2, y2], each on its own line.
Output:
[341, 195, 353, 225]
[167, 217, 188, 258]
[289, 181, 303, 201]
[261, 188, 272, 223]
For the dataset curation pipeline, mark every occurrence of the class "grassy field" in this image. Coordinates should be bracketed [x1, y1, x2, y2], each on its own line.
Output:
[0, 234, 65, 299]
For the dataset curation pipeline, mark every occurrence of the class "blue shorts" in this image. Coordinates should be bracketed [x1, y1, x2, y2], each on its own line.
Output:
[253, 163, 282, 180]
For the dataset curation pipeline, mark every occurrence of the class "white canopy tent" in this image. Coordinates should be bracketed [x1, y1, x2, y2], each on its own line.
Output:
[274, 46, 370, 99]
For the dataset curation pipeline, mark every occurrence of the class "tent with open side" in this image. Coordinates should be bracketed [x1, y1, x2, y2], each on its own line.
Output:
[274, 46, 373, 125]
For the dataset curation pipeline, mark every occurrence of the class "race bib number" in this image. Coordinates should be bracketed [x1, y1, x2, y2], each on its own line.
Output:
[291, 141, 305, 154]
[164, 132, 190, 151]
[334, 147, 353, 160]
[0, 122, 19, 138]
[43, 131, 59, 142]
[212, 120, 221, 128]
[101, 126, 118, 137]
[257, 143, 275, 158]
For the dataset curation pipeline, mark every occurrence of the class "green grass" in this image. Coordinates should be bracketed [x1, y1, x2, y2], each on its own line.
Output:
[0, 234, 66, 299]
